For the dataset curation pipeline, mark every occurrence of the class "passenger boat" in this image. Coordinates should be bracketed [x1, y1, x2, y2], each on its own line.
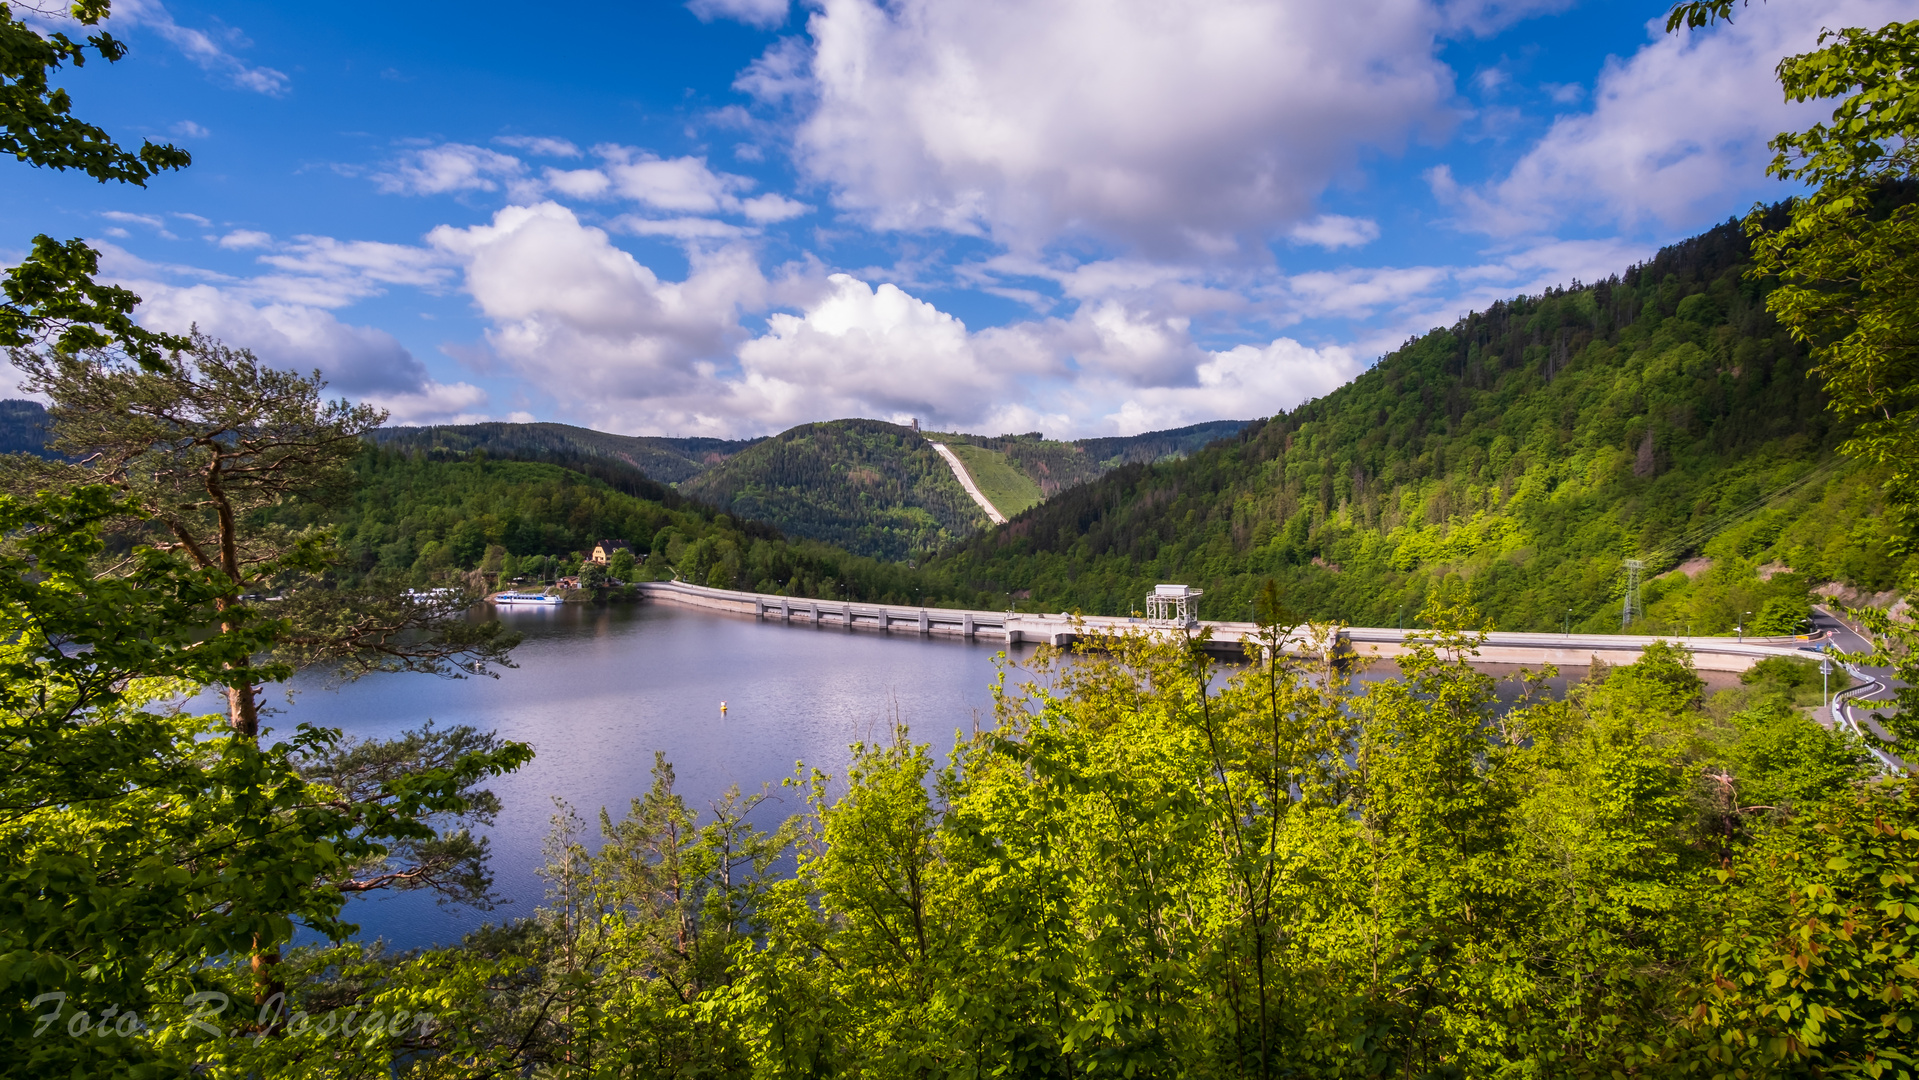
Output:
[492, 591, 565, 605]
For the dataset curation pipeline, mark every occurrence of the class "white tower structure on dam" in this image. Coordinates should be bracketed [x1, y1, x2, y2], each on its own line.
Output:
[1147, 583, 1203, 627]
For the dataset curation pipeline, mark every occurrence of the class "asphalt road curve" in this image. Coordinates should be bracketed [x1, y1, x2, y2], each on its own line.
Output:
[1811, 604, 1909, 773]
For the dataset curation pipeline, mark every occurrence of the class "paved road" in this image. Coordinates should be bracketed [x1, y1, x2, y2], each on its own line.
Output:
[1811, 604, 1909, 771]
[1810, 604, 1878, 656]
[928, 441, 1007, 524]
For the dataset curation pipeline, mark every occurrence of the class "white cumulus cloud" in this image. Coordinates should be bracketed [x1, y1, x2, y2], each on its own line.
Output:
[1289, 214, 1381, 250]
[733, 274, 1019, 428]
[218, 229, 273, 250]
[545, 149, 812, 231]
[417, 203, 1322, 436]
[604, 152, 748, 213]
[1435, 0, 1919, 236]
[100, 0, 288, 94]
[427, 202, 770, 432]
[686, 0, 790, 29]
[1103, 338, 1360, 433]
[375, 144, 528, 197]
[544, 167, 614, 198]
[768, 0, 1455, 254]
[730, 278, 1365, 435]
[740, 193, 811, 223]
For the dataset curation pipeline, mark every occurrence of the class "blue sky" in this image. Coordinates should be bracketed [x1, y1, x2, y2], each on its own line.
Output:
[4, 0, 1908, 437]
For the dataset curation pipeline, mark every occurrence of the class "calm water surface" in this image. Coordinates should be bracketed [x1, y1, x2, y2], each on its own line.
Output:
[222, 602, 1729, 951]
[243, 602, 1034, 950]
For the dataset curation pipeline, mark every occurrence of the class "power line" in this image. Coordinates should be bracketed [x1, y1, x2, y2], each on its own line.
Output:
[1642, 457, 1847, 567]
[1613, 458, 1847, 631]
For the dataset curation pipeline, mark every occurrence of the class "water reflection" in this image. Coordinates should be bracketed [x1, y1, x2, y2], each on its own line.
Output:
[225, 602, 1034, 950]
[193, 604, 1725, 950]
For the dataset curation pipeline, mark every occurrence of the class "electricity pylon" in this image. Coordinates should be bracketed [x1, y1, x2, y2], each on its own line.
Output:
[1621, 558, 1644, 631]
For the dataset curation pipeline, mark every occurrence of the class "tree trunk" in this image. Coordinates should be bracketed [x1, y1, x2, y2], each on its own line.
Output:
[226, 683, 260, 739]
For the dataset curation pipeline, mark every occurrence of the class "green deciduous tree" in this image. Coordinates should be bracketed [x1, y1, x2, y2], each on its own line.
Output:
[1, 0, 193, 368]
[5, 333, 520, 736]
[0, 489, 529, 1077]
[1, 234, 186, 369]
[1753, 593, 1811, 635]
[1665, 2, 1919, 763]
[607, 545, 637, 582]
[1686, 787, 1919, 1078]
[0, 1, 189, 183]
[576, 560, 608, 589]
[0, 335, 532, 1052]
[229, 758, 795, 1079]
[1746, 18, 1919, 541]
[0, 487, 281, 1077]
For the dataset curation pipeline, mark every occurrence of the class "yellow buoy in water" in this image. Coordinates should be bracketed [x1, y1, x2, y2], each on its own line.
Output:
[720, 701, 728, 716]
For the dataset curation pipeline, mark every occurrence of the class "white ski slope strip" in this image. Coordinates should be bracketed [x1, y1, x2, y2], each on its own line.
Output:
[928, 441, 1007, 524]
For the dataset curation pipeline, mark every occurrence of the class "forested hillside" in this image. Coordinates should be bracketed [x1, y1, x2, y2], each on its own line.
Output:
[368, 417, 1250, 560]
[371, 421, 761, 484]
[679, 419, 1255, 560]
[26, 215, 1903, 637]
[274, 448, 962, 603]
[932, 216, 1916, 632]
[678, 419, 987, 561]
[0, 399, 52, 457]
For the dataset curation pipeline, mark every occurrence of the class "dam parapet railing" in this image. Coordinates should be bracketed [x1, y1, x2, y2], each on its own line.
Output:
[631, 581, 1821, 672]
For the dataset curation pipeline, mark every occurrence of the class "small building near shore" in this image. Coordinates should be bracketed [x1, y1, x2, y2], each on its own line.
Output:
[590, 539, 631, 565]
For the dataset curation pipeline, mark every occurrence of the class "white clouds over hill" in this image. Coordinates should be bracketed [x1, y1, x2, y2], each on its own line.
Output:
[127, 198, 1335, 438]
[426, 202, 770, 431]
[1433, 0, 1900, 236]
[76, 0, 1919, 438]
[40, 242, 491, 426]
[774, 0, 1455, 256]
[411, 203, 1359, 436]
[734, 275, 1026, 430]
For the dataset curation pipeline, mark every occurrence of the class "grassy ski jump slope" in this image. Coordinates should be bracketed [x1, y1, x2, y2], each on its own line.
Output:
[940, 441, 1041, 518]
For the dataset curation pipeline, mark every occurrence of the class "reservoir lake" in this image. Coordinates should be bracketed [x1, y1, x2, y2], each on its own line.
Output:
[216, 601, 1716, 951]
[242, 601, 1031, 951]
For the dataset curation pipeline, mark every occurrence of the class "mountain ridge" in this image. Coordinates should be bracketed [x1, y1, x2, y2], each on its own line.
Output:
[0, 400, 1254, 564]
[925, 214, 1915, 633]
[369, 421, 763, 485]
[681, 418, 1253, 559]
[375, 414, 1253, 561]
